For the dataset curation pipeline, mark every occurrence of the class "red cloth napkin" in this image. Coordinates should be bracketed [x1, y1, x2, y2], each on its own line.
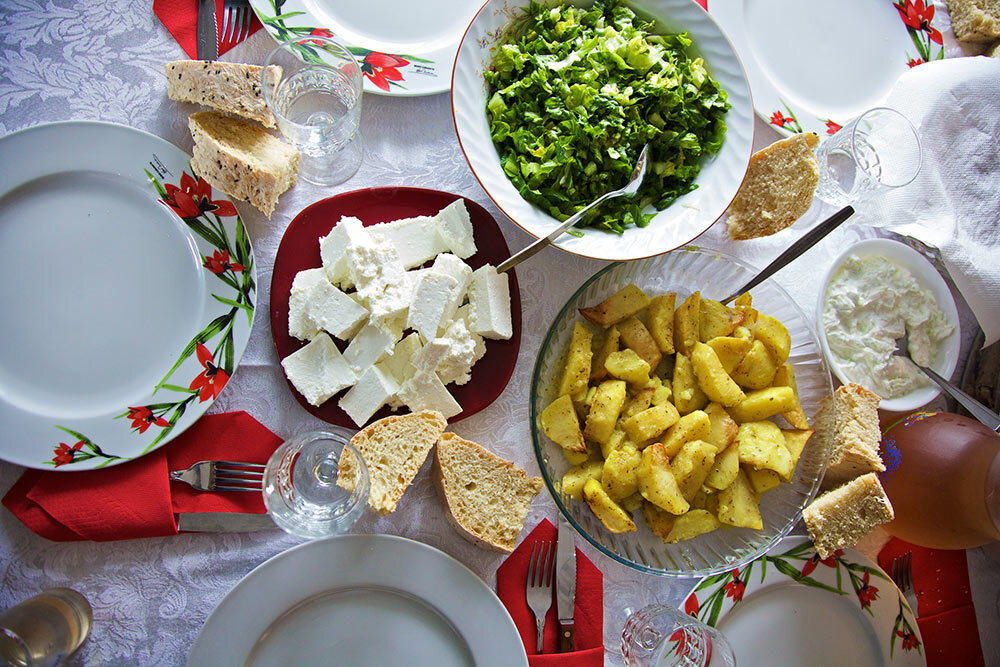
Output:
[154, 0, 263, 60]
[877, 537, 985, 667]
[496, 519, 604, 666]
[2, 412, 281, 541]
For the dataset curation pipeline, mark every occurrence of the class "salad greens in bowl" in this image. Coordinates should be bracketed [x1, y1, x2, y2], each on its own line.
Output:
[453, 0, 753, 261]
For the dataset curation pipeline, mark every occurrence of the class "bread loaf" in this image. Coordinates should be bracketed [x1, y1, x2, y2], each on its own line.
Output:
[803, 473, 895, 559]
[188, 111, 298, 218]
[165, 60, 279, 128]
[946, 0, 1000, 43]
[816, 383, 886, 489]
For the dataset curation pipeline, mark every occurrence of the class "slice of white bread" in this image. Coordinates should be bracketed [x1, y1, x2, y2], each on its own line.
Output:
[726, 132, 820, 240]
[946, 0, 1000, 43]
[338, 410, 448, 516]
[433, 432, 544, 553]
[165, 60, 279, 128]
[803, 472, 895, 559]
[188, 111, 299, 218]
[816, 383, 886, 490]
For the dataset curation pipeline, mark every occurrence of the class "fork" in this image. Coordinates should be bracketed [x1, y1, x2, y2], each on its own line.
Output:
[525, 541, 555, 653]
[221, 0, 252, 45]
[169, 460, 265, 492]
[891, 552, 920, 618]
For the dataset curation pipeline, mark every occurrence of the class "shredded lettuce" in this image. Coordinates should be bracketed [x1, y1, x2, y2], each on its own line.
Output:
[484, 0, 730, 234]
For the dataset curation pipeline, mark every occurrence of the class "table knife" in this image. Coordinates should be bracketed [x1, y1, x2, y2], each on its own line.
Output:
[196, 0, 218, 61]
[177, 512, 277, 532]
[556, 514, 577, 652]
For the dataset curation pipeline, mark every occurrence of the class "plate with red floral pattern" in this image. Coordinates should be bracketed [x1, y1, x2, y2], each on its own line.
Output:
[0, 121, 255, 470]
[711, 0, 947, 138]
[250, 0, 483, 96]
[684, 536, 925, 666]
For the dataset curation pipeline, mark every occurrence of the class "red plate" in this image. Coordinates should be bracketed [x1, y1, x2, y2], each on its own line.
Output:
[270, 187, 522, 427]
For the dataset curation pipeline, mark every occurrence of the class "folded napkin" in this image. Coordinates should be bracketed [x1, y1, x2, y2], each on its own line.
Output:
[878, 536, 985, 667]
[2, 412, 280, 541]
[496, 519, 604, 666]
[852, 57, 1000, 347]
[154, 0, 263, 60]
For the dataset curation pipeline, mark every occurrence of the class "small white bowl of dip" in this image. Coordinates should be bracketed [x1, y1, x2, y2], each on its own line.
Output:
[817, 238, 961, 413]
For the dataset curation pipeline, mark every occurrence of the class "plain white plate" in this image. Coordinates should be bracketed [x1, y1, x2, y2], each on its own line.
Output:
[187, 534, 529, 666]
[0, 121, 255, 470]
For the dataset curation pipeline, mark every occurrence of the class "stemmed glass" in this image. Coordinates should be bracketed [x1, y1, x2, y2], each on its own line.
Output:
[621, 604, 736, 667]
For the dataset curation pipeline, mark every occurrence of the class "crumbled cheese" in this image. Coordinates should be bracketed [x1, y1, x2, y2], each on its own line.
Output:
[436, 318, 486, 386]
[380, 333, 422, 385]
[468, 264, 513, 340]
[430, 253, 473, 324]
[319, 216, 368, 287]
[281, 335, 356, 406]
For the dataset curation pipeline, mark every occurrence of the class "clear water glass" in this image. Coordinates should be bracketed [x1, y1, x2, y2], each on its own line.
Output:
[814, 107, 921, 205]
[262, 429, 369, 539]
[0, 588, 92, 667]
[621, 604, 736, 667]
[262, 35, 363, 186]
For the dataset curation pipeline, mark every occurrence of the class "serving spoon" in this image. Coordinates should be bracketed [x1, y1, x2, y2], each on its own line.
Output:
[497, 144, 651, 273]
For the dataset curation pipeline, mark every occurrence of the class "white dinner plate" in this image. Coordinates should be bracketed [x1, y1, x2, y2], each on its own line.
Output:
[686, 536, 926, 666]
[0, 121, 255, 470]
[711, 0, 947, 137]
[249, 0, 483, 96]
[187, 534, 529, 666]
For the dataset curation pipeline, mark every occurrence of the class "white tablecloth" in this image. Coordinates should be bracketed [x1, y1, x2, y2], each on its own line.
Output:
[0, 3, 997, 665]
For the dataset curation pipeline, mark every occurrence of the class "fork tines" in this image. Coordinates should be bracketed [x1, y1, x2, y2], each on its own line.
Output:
[222, 1, 252, 44]
[213, 460, 265, 491]
[529, 541, 554, 587]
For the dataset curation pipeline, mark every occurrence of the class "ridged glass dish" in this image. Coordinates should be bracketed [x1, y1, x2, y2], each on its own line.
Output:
[530, 247, 835, 577]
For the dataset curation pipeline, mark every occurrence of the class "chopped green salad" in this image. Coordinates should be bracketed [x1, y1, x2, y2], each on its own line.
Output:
[485, 0, 730, 234]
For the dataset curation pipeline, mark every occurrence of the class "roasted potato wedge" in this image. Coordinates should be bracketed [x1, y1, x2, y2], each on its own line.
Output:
[583, 478, 637, 533]
[772, 364, 810, 429]
[579, 284, 651, 327]
[618, 316, 662, 369]
[673, 291, 701, 356]
[754, 313, 792, 366]
[583, 380, 628, 446]
[590, 325, 620, 381]
[716, 469, 763, 530]
[746, 466, 781, 495]
[660, 409, 711, 457]
[638, 443, 690, 514]
[621, 403, 680, 445]
[671, 439, 717, 502]
[541, 394, 587, 453]
[642, 501, 679, 540]
[691, 341, 746, 407]
[705, 335, 752, 374]
[729, 386, 797, 423]
[704, 440, 740, 490]
[699, 298, 741, 341]
[704, 402, 739, 452]
[605, 348, 652, 385]
[602, 444, 641, 500]
[664, 509, 720, 543]
[646, 293, 676, 354]
[730, 339, 778, 390]
[562, 460, 604, 499]
[736, 420, 794, 480]
[558, 321, 593, 397]
[672, 352, 708, 414]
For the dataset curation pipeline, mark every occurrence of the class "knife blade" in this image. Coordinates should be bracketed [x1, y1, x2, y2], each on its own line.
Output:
[177, 512, 277, 532]
[555, 514, 577, 652]
[196, 0, 218, 61]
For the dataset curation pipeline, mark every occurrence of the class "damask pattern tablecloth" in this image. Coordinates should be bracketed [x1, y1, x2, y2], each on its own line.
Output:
[1, 2, 997, 665]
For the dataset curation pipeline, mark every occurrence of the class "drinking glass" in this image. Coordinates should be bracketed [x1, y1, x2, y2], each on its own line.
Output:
[262, 429, 369, 539]
[0, 588, 92, 667]
[262, 35, 363, 186]
[814, 107, 921, 205]
[621, 604, 736, 667]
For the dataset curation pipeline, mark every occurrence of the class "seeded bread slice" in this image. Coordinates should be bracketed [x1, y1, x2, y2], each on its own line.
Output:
[165, 60, 279, 128]
[817, 383, 886, 489]
[338, 410, 448, 516]
[188, 111, 298, 218]
[726, 132, 820, 240]
[946, 0, 1000, 43]
[433, 432, 544, 553]
[803, 473, 895, 559]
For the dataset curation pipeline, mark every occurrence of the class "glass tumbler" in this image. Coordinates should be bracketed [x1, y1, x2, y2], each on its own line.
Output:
[621, 604, 736, 667]
[262, 429, 369, 539]
[0, 588, 92, 667]
[262, 35, 364, 186]
[814, 106, 921, 205]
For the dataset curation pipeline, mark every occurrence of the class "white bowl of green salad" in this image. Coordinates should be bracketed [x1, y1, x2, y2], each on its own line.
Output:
[451, 0, 754, 262]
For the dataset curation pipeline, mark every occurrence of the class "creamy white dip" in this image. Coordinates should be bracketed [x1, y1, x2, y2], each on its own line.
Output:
[823, 254, 954, 399]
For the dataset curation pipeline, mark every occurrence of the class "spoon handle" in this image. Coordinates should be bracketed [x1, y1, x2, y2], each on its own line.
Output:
[918, 364, 1000, 432]
[720, 205, 855, 305]
[496, 205, 592, 273]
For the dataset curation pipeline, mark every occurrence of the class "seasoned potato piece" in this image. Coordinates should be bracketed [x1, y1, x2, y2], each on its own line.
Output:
[746, 466, 781, 495]
[621, 492, 645, 512]
[730, 340, 778, 390]
[583, 478, 637, 533]
[704, 402, 738, 451]
[642, 501, 679, 540]
[699, 299, 742, 342]
[562, 460, 604, 499]
[729, 386, 797, 423]
[754, 313, 792, 366]
[541, 394, 587, 453]
[637, 443, 690, 514]
[571, 385, 596, 421]
[618, 317, 662, 369]
[558, 322, 593, 397]
[704, 440, 740, 490]
[673, 291, 701, 356]
[583, 380, 628, 445]
[706, 336, 752, 374]
[651, 382, 673, 406]
[660, 410, 711, 457]
[772, 364, 810, 429]
[591, 325, 620, 381]
[621, 404, 680, 445]
[732, 293, 758, 330]
[690, 487, 714, 511]
[599, 429, 627, 460]
[692, 341, 746, 407]
[579, 284, 651, 327]
[672, 439, 717, 502]
[605, 348, 652, 385]
[716, 469, 763, 530]
[781, 429, 814, 472]
[646, 293, 677, 354]
[672, 353, 708, 414]
[602, 444, 641, 500]
[622, 386, 656, 419]
[664, 509, 721, 543]
[736, 421, 794, 480]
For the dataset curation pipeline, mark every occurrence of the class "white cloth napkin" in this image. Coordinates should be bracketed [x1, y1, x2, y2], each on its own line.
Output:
[854, 56, 1000, 346]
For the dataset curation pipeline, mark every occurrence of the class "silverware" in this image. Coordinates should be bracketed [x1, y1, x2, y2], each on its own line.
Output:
[525, 540, 555, 653]
[891, 552, 919, 618]
[221, 0, 252, 45]
[555, 515, 577, 652]
[196, 0, 219, 60]
[169, 460, 265, 492]
[720, 204, 855, 305]
[496, 144, 651, 273]
[177, 512, 277, 532]
[894, 330, 1000, 432]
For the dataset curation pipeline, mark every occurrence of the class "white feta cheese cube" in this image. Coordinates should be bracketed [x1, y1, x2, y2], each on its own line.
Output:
[339, 365, 400, 427]
[281, 335, 356, 406]
[319, 216, 368, 287]
[412, 338, 450, 373]
[380, 333, 422, 385]
[399, 370, 462, 419]
[288, 268, 328, 340]
[346, 232, 405, 291]
[370, 215, 448, 269]
[306, 281, 369, 340]
[468, 264, 512, 340]
[357, 274, 411, 337]
[430, 253, 473, 324]
[434, 199, 477, 259]
[407, 271, 459, 343]
[344, 324, 395, 374]
[436, 318, 487, 386]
